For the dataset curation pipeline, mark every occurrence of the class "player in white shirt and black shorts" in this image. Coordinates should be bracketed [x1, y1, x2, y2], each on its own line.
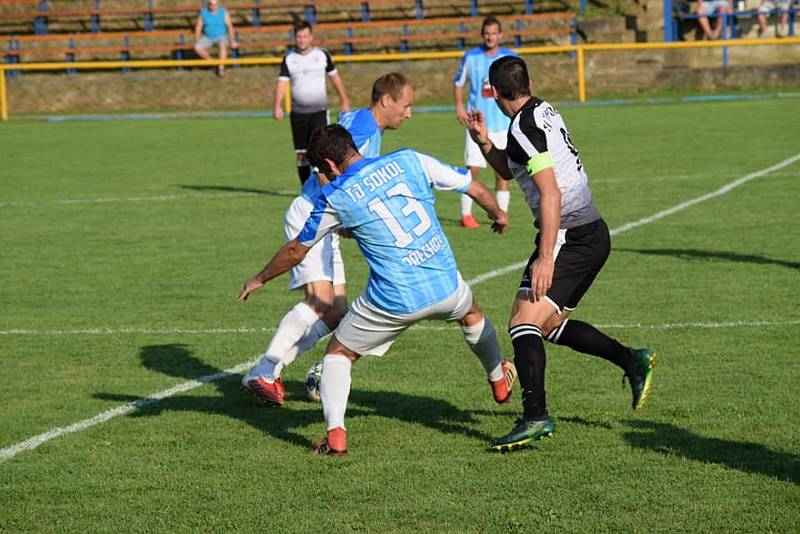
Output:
[466, 55, 656, 452]
[273, 20, 351, 185]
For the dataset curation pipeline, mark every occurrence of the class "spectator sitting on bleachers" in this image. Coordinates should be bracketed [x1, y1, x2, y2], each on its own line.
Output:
[194, 0, 238, 78]
[697, 0, 733, 39]
[757, 0, 791, 37]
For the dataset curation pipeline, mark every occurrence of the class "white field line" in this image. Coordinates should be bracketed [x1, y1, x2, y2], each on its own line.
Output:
[2, 170, 799, 209]
[0, 190, 299, 208]
[1, 153, 799, 462]
[2, 320, 799, 338]
[0, 357, 260, 463]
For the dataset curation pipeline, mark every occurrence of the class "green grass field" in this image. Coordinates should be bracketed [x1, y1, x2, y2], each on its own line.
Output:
[2, 98, 799, 532]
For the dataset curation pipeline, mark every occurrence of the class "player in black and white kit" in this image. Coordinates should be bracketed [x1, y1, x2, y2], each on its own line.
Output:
[274, 20, 351, 185]
[467, 56, 656, 452]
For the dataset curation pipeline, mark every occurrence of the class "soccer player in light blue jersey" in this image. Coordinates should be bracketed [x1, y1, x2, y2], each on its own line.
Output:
[238, 125, 514, 455]
[454, 15, 518, 228]
[241, 74, 415, 406]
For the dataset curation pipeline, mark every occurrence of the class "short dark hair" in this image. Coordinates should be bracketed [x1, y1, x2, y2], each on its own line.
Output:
[307, 124, 359, 176]
[481, 15, 502, 34]
[489, 56, 531, 100]
[370, 72, 412, 105]
[293, 20, 312, 34]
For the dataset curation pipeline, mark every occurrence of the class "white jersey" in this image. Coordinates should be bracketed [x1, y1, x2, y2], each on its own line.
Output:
[279, 47, 337, 114]
[505, 97, 600, 229]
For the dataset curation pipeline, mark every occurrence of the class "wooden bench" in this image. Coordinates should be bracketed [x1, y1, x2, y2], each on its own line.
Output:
[0, 0, 573, 34]
[0, 1, 315, 34]
[2, 11, 575, 75]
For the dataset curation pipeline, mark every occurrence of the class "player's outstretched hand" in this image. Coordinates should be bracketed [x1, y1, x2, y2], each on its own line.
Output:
[237, 277, 263, 302]
[466, 109, 489, 147]
[456, 107, 470, 128]
[490, 210, 508, 234]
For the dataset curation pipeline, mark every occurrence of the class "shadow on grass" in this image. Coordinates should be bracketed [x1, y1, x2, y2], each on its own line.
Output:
[178, 184, 296, 198]
[94, 343, 494, 452]
[559, 415, 614, 430]
[616, 248, 800, 270]
[622, 420, 800, 484]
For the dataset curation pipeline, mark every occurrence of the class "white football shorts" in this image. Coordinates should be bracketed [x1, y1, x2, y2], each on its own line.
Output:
[334, 273, 473, 356]
[284, 195, 346, 290]
[464, 129, 508, 168]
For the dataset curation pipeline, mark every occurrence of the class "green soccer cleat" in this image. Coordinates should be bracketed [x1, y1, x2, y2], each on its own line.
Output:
[626, 348, 656, 410]
[489, 417, 555, 453]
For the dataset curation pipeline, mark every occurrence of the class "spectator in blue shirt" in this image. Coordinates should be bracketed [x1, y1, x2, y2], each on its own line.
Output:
[194, 0, 238, 77]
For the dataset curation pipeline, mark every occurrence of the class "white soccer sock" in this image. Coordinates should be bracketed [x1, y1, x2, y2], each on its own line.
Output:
[460, 194, 473, 217]
[294, 319, 331, 358]
[461, 317, 503, 381]
[245, 353, 281, 382]
[496, 190, 510, 212]
[247, 302, 319, 379]
[320, 355, 352, 431]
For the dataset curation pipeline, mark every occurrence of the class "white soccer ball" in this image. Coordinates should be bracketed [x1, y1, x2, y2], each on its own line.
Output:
[304, 361, 323, 402]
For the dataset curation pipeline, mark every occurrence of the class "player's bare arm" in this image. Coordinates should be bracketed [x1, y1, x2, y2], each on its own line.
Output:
[466, 110, 512, 179]
[330, 73, 351, 112]
[273, 79, 289, 121]
[465, 180, 508, 234]
[453, 85, 470, 126]
[238, 239, 312, 301]
[225, 11, 237, 48]
[194, 16, 203, 42]
[529, 167, 560, 301]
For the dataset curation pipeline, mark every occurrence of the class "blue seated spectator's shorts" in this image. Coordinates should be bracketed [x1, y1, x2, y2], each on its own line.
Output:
[759, 1, 791, 13]
[196, 36, 229, 49]
[699, 0, 730, 14]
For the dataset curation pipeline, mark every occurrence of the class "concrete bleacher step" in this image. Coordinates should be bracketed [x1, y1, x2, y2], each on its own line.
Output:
[577, 15, 637, 42]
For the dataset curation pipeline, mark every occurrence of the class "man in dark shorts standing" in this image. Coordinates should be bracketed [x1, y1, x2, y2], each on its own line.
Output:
[274, 20, 351, 184]
[466, 56, 656, 452]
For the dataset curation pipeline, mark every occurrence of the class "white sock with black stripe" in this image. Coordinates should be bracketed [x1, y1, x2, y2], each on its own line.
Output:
[545, 319, 569, 344]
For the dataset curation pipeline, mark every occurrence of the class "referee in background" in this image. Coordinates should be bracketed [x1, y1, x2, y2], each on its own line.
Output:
[274, 20, 351, 185]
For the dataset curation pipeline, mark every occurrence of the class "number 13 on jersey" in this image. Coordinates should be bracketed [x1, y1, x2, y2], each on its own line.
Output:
[367, 183, 432, 248]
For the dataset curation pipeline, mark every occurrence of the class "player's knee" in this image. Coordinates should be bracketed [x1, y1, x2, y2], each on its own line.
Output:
[462, 316, 497, 346]
[305, 298, 332, 316]
[322, 302, 347, 330]
[542, 315, 563, 335]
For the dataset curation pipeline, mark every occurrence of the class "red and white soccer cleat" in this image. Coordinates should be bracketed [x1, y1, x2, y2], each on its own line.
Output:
[312, 427, 348, 456]
[460, 214, 481, 229]
[243, 375, 286, 406]
[490, 359, 517, 404]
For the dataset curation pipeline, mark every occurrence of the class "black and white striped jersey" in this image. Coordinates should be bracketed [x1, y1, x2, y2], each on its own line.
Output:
[505, 97, 601, 229]
[279, 47, 337, 114]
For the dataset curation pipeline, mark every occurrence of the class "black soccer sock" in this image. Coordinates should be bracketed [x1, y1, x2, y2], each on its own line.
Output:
[547, 319, 631, 373]
[509, 324, 548, 420]
[298, 164, 312, 185]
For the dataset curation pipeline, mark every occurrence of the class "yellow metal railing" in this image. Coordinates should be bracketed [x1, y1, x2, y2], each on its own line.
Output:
[2, 37, 799, 122]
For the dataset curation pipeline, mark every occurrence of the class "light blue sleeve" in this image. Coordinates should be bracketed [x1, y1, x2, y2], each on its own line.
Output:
[415, 152, 471, 193]
[297, 191, 342, 247]
[453, 52, 469, 86]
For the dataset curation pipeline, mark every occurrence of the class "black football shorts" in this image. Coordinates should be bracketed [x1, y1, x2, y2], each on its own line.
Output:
[290, 110, 328, 153]
[519, 218, 611, 313]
